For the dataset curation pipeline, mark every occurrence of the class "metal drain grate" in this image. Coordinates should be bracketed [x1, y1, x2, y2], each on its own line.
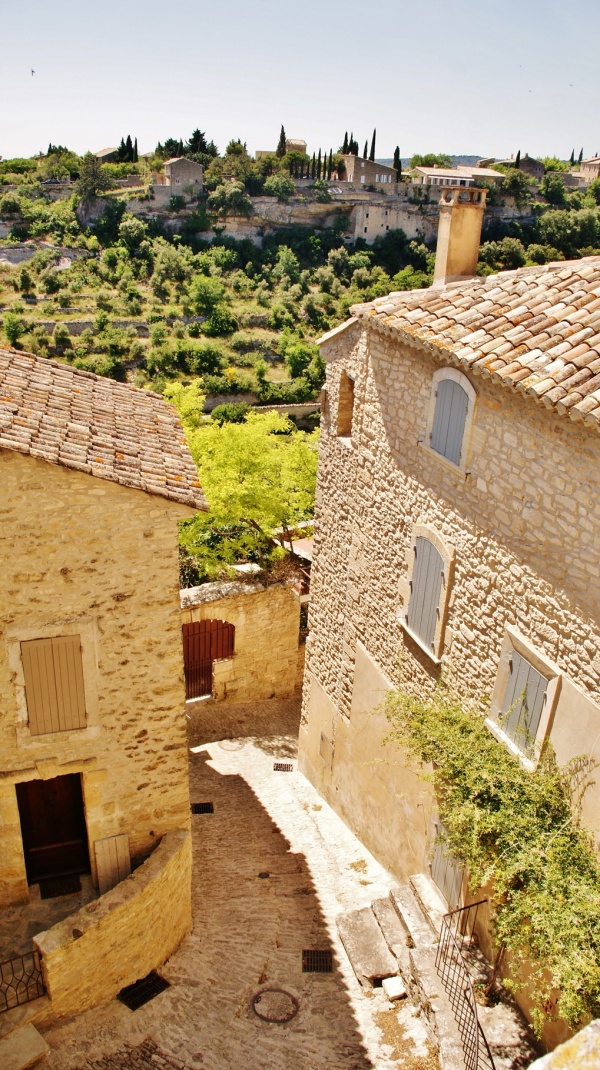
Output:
[302, 949, 333, 973]
[273, 762, 294, 772]
[191, 802, 214, 814]
[117, 971, 170, 1011]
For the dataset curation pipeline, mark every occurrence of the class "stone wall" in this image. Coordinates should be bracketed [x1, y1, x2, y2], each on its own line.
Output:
[181, 580, 301, 702]
[34, 830, 192, 1024]
[0, 451, 192, 905]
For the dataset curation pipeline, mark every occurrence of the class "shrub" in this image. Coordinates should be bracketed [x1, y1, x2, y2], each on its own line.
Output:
[211, 402, 251, 424]
[263, 174, 295, 202]
[188, 274, 225, 315]
[52, 322, 72, 349]
[203, 304, 237, 336]
[40, 270, 63, 295]
[174, 339, 224, 375]
[3, 311, 26, 346]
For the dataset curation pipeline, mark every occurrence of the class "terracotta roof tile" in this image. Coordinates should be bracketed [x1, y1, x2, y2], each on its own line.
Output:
[0, 348, 207, 510]
[351, 257, 600, 432]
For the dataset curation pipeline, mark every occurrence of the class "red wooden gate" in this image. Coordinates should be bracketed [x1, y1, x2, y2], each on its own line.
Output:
[182, 619, 235, 700]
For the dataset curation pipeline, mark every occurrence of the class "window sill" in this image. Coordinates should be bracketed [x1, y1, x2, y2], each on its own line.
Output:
[484, 717, 535, 772]
[398, 616, 441, 665]
[417, 440, 469, 479]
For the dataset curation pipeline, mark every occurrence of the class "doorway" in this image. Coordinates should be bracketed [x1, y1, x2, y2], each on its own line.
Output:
[16, 774, 90, 884]
[182, 619, 235, 700]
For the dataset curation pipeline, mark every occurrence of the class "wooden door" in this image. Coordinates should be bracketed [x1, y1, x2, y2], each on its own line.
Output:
[16, 774, 90, 883]
[182, 619, 235, 700]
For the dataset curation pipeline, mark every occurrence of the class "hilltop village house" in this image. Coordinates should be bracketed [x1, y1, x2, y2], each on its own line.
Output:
[299, 192, 600, 932]
[0, 349, 207, 1021]
[407, 164, 503, 187]
[337, 155, 398, 191]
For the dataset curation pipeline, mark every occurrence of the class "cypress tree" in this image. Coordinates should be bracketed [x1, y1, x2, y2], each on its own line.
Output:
[369, 128, 376, 161]
[277, 125, 287, 157]
[342, 131, 349, 154]
[328, 149, 333, 179]
[349, 132, 354, 155]
[317, 148, 322, 179]
[363, 140, 368, 159]
[579, 147, 584, 163]
[393, 145, 402, 180]
[311, 152, 316, 179]
[134, 137, 138, 163]
[515, 149, 521, 168]
[125, 134, 133, 161]
[569, 149, 575, 166]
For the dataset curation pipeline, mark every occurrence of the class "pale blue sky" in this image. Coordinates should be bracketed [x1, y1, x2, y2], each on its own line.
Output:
[2, 0, 599, 161]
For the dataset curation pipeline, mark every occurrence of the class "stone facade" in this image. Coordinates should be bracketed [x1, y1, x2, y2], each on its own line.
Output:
[0, 450, 194, 906]
[299, 303, 600, 881]
[339, 155, 398, 191]
[181, 580, 302, 702]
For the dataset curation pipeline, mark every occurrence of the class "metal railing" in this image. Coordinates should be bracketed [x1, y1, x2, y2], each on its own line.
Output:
[435, 900, 495, 1070]
[0, 950, 45, 1014]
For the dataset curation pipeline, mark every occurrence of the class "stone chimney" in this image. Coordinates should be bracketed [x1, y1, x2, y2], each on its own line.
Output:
[433, 187, 487, 285]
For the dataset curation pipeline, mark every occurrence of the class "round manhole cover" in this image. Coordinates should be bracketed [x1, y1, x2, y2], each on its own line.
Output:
[218, 738, 245, 751]
[252, 987, 299, 1024]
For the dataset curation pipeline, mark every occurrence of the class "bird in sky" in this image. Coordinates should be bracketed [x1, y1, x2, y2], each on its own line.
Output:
[31, 69, 35, 76]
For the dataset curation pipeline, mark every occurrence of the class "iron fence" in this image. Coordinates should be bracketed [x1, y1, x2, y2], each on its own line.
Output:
[435, 900, 495, 1070]
[0, 950, 45, 1013]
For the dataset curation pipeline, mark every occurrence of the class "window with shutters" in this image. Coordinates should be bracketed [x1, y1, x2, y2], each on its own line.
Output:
[399, 527, 454, 662]
[421, 368, 476, 472]
[487, 626, 561, 767]
[21, 635, 87, 735]
[499, 651, 548, 756]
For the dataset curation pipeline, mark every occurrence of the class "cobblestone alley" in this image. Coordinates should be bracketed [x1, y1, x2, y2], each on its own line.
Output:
[39, 697, 437, 1070]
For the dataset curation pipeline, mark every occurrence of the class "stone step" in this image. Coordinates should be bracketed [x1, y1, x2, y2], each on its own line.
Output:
[390, 883, 437, 949]
[409, 872, 448, 936]
[336, 905, 398, 988]
[0, 998, 51, 1042]
[371, 895, 412, 982]
[0, 1022, 49, 1070]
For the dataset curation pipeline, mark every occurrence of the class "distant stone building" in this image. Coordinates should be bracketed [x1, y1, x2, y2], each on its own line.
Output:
[408, 165, 503, 187]
[338, 155, 397, 191]
[161, 156, 204, 191]
[93, 147, 119, 163]
[286, 138, 307, 155]
[580, 156, 600, 183]
[0, 348, 207, 1018]
[493, 153, 545, 181]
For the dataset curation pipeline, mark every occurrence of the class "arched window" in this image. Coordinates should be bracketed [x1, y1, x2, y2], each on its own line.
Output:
[424, 369, 476, 470]
[406, 537, 445, 650]
[337, 371, 355, 438]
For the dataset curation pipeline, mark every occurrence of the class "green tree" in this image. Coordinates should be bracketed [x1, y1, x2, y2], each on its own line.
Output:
[263, 174, 295, 202]
[172, 402, 319, 576]
[3, 311, 26, 347]
[188, 275, 225, 315]
[409, 153, 452, 169]
[342, 132, 349, 154]
[75, 153, 113, 201]
[588, 178, 600, 206]
[540, 172, 568, 208]
[208, 181, 253, 219]
[515, 149, 521, 168]
[277, 125, 287, 158]
[393, 146, 402, 180]
[369, 128, 376, 162]
[501, 167, 531, 208]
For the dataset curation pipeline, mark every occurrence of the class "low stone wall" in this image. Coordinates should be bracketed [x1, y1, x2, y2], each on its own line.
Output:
[33, 829, 192, 1024]
[181, 581, 301, 702]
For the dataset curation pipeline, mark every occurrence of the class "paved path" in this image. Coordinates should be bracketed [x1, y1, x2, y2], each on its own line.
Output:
[40, 697, 437, 1070]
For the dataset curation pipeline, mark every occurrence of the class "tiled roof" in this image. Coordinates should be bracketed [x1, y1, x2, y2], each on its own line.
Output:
[0, 348, 208, 509]
[351, 257, 600, 432]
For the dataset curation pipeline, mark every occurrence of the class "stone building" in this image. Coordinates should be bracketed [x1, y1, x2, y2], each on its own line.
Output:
[0, 347, 206, 924]
[407, 164, 503, 187]
[155, 156, 204, 192]
[493, 153, 545, 181]
[580, 156, 600, 183]
[298, 193, 600, 906]
[338, 155, 398, 190]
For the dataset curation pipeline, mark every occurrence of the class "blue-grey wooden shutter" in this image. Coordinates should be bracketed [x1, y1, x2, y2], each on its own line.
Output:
[407, 537, 444, 649]
[430, 379, 469, 466]
[501, 651, 548, 753]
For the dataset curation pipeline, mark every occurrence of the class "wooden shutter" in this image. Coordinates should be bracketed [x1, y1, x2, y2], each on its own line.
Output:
[95, 834, 131, 894]
[430, 379, 469, 465]
[501, 651, 548, 752]
[21, 635, 87, 735]
[407, 538, 444, 649]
